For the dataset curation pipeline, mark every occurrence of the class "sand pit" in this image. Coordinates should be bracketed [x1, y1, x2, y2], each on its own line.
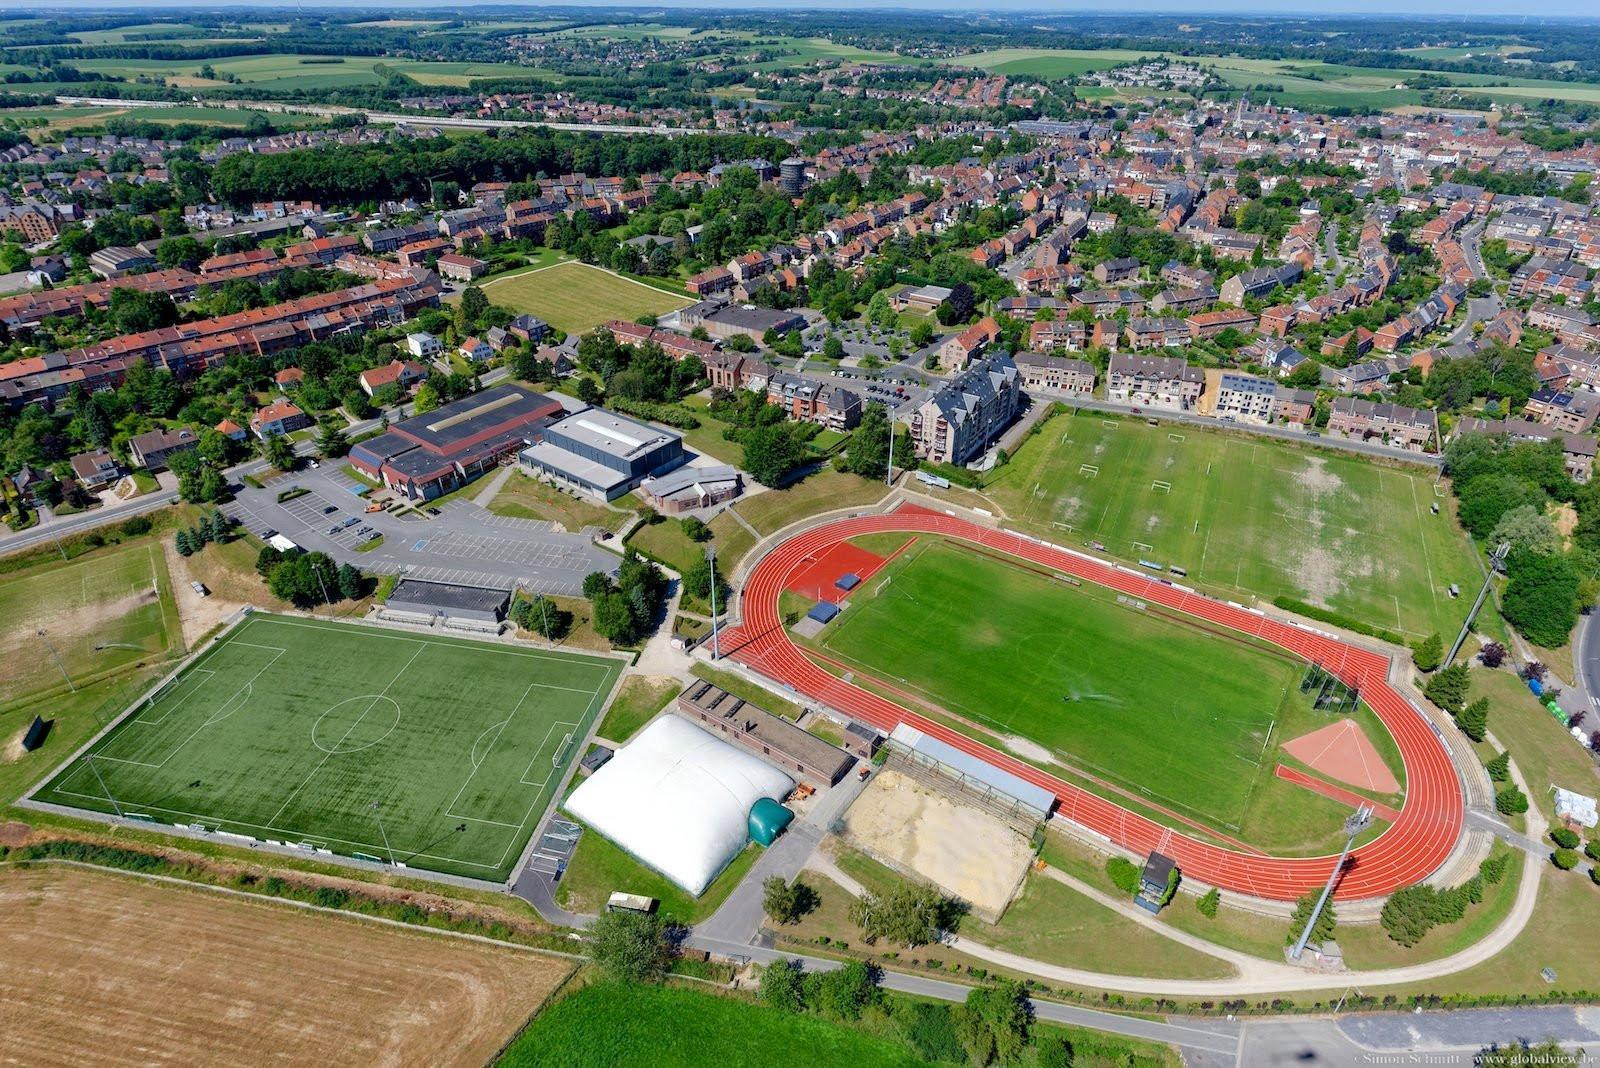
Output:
[1282, 717, 1401, 794]
[841, 769, 1034, 921]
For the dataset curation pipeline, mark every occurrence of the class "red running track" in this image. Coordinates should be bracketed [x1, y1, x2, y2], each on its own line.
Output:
[718, 504, 1464, 901]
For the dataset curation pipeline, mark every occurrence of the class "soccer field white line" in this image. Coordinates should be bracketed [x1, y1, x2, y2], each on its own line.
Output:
[95, 649, 284, 771]
[265, 643, 426, 827]
[130, 668, 215, 725]
[253, 615, 616, 675]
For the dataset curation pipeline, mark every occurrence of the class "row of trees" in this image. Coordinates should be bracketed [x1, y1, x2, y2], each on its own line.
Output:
[254, 545, 364, 608]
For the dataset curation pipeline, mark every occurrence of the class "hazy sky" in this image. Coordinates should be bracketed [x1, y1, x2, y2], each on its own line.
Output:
[12, 0, 1599, 19]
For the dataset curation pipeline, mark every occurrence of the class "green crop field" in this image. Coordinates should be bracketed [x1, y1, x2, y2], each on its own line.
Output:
[35, 614, 621, 880]
[70, 54, 539, 90]
[0, 543, 179, 708]
[473, 261, 692, 335]
[986, 411, 1480, 641]
[813, 538, 1405, 851]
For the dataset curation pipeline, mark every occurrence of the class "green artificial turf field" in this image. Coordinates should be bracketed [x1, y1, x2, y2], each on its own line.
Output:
[986, 410, 1481, 641]
[35, 614, 621, 880]
[0, 543, 179, 707]
[471, 261, 691, 335]
[815, 539, 1405, 847]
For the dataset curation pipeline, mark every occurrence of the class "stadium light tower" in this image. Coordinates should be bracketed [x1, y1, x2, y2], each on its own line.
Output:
[38, 629, 76, 693]
[1290, 805, 1373, 962]
[707, 544, 721, 661]
[370, 800, 395, 867]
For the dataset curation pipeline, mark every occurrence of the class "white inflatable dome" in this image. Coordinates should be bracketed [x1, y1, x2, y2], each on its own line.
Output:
[565, 714, 794, 895]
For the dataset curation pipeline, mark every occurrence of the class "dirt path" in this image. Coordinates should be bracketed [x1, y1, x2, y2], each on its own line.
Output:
[161, 539, 244, 648]
[0, 863, 571, 1067]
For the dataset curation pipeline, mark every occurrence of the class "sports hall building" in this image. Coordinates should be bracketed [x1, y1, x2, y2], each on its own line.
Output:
[349, 384, 563, 500]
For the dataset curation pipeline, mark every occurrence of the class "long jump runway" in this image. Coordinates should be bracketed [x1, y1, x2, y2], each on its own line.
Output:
[717, 503, 1463, 901]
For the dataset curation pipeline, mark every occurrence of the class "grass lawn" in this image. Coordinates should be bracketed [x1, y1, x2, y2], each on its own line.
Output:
[990, 410, 1481, 641]
[554, 828, 760, 924]
[498, 981, 926, 1068]
[820, 538, 1390, 841]
[627, 509, 752, 577]
[594, 675, 680, 744]
[834, 849, 1229, 979]
[0, 667, 167, 806]
[472, 261, 691, 336]
[0, 541, 180, 706]
[72, 54, 538, 90]
[1472, 668, 1599, 824]
[736, 467, 889, 536]
[488, 470, 633, 533]
[36, 614, 621, 881]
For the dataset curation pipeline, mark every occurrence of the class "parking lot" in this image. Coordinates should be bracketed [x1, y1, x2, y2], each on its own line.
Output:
[224, 466, 618, 597]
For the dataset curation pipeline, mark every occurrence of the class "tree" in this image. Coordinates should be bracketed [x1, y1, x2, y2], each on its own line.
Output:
[1412, 633, 1443, 673]
[1380, 883, 1438, 946]
[412, 382, 441, 414]
[1478, 641, 1506, 668]
[849, 881, 960, 947]
[806, 959, 879, 1021]
[1553, 848, 1580, 871]
[758, 958, 807, 1013]
[742, 423, 804, 487]
[591, 590, 638, 645]
[1552, 826, 1580, 850]
[954, 980, 1031, 1067]
[1285, 890, 1336, 947]
[198, 465, 227, 503]
[255, 545, 283, 578]
[680, 516, 711, 542]
[1424, 663, 1471, 715]
[457, 285, 488, 330]
[337, 563, 363, 601]
[317, 421, 350, 459]
[937, 283, 976, 326]
[1458, 696, 1489, 742]
[175, 529, 195, 556]
[1476, 1041, 1580, 1068]
[1488, 504, 1560, 557]
[823, 332, 845, 359]
[515, 595, 571, 640]
[1501, 548, 1581, 649]
[1495, 785, 1529, 816]
[762, 876, 818, 925]
[1196, 887, 1220, 918]
[587, 909, 674, 984]
[582, 571, 613, 600]
[1485, 750, 1510, 782]
[682, 552, 729, 607]
[841, 403, 891, 481]
[261, 432, 296, 472]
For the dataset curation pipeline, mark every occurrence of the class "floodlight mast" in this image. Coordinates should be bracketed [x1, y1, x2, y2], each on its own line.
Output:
[1290, 805, 1373, 961]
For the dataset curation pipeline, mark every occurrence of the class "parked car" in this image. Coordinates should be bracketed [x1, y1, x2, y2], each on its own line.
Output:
[322, 505, 338, 514]
[190, 581, 208, 596]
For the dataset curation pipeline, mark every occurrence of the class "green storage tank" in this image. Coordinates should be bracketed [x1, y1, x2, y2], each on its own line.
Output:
[748, 797, 793, 847]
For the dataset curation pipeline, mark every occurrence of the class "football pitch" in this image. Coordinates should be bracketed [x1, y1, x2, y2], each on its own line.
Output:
[473, 261, 692, 335]
[0, 543, 178, 706]
[817, 539, 1403, 842]
[35, 614, 622, 881]
[987, 410, 1482, 640]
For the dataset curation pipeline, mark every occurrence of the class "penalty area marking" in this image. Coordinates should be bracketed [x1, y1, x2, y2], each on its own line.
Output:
[1152, 480, 1172, 493]
[1079, 464, 1100, 477]
[1101, 420, 1118, 430]
[1168, 433, 1187, 442]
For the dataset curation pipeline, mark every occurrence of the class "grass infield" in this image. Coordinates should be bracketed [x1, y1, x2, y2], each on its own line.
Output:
[990, 410, 1480, 640]
[473, 260, 691, 336]
[36, 613, 621, 880]
[815, 538, 1405, 848]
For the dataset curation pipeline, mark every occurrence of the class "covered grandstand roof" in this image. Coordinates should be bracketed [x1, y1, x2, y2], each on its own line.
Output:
[564, 715, 793, 894]
[888, 723, 1057, 816]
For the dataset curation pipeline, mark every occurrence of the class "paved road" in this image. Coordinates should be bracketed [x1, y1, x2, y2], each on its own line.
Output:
[1057, 394, 1445, 467]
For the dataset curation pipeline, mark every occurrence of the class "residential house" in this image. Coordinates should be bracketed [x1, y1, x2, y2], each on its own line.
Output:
[250, 399, 311, 440]
[1326, 398, 1437, 453]
[1106, 354, 1204, 411]
[127, 427, 198, 471]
